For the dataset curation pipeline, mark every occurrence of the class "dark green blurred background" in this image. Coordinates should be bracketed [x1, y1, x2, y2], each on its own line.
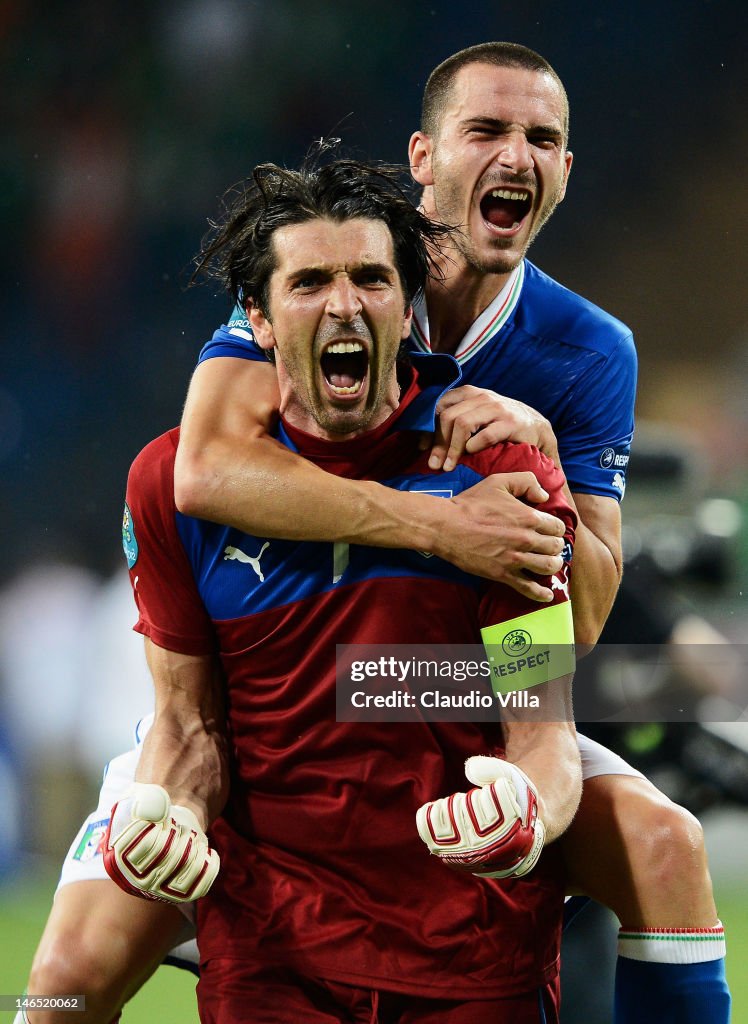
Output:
[1, 2, 747, 1021]
[2, 0, 747, 580]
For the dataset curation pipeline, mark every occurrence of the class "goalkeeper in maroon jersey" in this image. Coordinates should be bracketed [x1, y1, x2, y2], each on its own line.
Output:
[98, 154, 580, 1024]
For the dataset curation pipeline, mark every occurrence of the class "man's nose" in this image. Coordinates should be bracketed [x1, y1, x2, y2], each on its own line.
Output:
[326, 276, 362, 321]
[495, 131, 533, 175]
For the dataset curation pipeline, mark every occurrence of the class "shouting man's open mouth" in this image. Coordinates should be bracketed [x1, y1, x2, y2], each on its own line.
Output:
[479, 187, 533, 234]
[321, 340, 370, 398]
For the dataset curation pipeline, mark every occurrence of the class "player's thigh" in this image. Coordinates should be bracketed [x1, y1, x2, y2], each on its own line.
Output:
[564, 732, 646, 898]
[31, 879, 190, 1003]
[560, 772, 654, 898]
[560, 764, 710, 922]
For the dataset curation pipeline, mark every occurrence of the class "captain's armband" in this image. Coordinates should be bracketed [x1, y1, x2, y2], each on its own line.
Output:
[481, 600, 575, 695]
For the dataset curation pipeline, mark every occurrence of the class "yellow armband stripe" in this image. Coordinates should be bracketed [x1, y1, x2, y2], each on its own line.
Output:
[481, 600, 575, 695]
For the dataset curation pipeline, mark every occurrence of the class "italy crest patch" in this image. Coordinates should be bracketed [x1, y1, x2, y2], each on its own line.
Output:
[72, 817, 109, 862]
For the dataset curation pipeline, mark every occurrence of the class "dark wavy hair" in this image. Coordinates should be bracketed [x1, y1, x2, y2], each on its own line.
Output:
[193, 142, 450, 315]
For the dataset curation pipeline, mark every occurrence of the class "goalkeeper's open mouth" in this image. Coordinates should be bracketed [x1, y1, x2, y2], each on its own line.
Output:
[320, 338, 370, 401]
[479, 185, 533, 236]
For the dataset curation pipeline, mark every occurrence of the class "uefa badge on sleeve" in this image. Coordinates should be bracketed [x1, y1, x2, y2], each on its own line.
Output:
[122, 502, 139, 568]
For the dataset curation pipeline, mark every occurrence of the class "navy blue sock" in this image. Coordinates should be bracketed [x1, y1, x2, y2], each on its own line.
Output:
[615, 956, 731, 1024]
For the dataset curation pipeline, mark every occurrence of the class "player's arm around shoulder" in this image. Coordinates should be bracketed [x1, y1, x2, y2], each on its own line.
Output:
[174, 354, 447, 548]
[445, 379, 625, 646]
[558, 326, 635, 646]
[174, 353, 571, 595]
[174, 354, 280, 521]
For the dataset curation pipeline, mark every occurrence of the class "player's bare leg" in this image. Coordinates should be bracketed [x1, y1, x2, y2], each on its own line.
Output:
[25, 879, 191, 1024]
[561, 773, 730, 1023]
[562, 773, 714, 926]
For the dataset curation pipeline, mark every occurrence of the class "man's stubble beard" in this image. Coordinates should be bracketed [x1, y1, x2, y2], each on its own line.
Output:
[430, 171, 565, 277]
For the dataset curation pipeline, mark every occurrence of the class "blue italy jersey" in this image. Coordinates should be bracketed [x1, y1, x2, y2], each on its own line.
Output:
[199, 259, 636, 502]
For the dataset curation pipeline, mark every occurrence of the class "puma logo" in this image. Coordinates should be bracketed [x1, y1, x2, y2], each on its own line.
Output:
[224, 542, 270, 582]
[551, 566, 570, 600]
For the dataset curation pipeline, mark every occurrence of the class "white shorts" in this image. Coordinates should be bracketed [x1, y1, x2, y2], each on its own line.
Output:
[56, 715, 200, 972]
[576, 732, 645, 782]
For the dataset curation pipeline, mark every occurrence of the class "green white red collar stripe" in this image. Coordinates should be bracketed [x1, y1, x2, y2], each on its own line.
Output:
[410, 261, 525, 365]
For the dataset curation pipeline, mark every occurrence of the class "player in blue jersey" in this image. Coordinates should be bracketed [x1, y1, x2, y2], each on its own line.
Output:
[171, 43, 729, 1024]
[22, 43, 728, 1024]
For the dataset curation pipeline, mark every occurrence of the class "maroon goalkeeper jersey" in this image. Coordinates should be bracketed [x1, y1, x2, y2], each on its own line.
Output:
[124, 357, 576, 998]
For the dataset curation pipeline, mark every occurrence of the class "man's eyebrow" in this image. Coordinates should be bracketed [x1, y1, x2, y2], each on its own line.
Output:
[286, 260, 395, 280]
[287, 264, 329, 279]
[283, 264, 336, 285]
[350, 261, 396, 276]
[461, 116, 564, 140]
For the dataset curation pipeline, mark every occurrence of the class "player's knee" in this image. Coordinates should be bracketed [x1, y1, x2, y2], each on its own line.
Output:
[627, 792, 709, 891]
[29, 930, 121, 1008]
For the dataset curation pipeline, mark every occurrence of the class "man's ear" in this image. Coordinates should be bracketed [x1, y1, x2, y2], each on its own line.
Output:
[249, 303, 276, 351]
[408, 131, 434, 187]
[557, 150, 573, 203]
[402, 303, 414, 341]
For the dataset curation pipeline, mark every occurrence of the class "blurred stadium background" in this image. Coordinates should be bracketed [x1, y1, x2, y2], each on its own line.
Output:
[1, 1, 747, 1020]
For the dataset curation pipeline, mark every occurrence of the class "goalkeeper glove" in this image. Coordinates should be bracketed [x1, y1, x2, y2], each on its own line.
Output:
[103, 783, 219, 904]
[416, 755, 545, 878]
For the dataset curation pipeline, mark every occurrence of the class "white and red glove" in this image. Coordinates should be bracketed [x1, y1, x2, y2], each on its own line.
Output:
[416, 755, 545, 879]
[103, 783, 219, 904]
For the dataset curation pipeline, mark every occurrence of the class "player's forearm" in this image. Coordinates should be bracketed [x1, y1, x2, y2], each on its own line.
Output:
[564, 488, 622, 648]
[177, 429, 449, 550]
[175, 356, 439, 547]
[502, 682, 581, 843]
[136, 712, 228, 830]
[568, 522, 620, 646]
[511, 726, 581, 843]
[139, 642, 230, 828]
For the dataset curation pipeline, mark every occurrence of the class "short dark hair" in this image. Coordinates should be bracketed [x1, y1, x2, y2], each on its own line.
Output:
[421, 42, 569, 141]
[193, 144, 449, 314]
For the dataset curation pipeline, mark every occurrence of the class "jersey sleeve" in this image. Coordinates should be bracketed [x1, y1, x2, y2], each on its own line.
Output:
[557, 330, 637, 502]
[123, 430, 215, 656]
[475, 444, 576, 692]
[471, 440, 577, 548]
[197, 303, 268, 364]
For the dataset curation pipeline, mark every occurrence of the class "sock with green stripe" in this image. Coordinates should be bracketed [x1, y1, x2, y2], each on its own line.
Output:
[614, 923, 730, 1024]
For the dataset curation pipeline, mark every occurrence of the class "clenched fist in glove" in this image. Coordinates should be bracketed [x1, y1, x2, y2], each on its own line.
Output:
[416, 756, 545, 879]
[103, 783, 219, 904]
